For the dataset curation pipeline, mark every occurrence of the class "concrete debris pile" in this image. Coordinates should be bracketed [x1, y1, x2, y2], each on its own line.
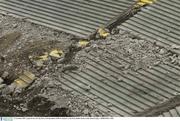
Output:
[0, 0, 180, 116]
[29, 49, 64, 67]
[0, 71, 9, 90]
[0, 14, 109, 117]
[0, 71, 35, 95]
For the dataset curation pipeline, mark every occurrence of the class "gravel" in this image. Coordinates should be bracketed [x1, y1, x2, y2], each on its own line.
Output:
[0, 77, 4, 84]
[0, 14, 180, 117]
[72, 30, 171, 72]
[0, 14, 106, 117]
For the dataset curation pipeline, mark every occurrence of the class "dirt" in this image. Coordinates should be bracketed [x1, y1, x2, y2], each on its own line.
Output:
[0, 76, 105, 116]
[0, 14, 180, 117]
[0, 14, 106, 117]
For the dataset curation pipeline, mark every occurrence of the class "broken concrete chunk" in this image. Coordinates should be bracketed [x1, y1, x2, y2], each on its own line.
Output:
[13, 23, 18, 28]
[36, 53, 49, 61]
[78, 40, 89, 48]
[83, 85, 91, 92]
[49, 49, 64, 58]
[153, 61, 161, 66]
[21, 107, 28, 112]
[0, 84, 6, 89]
[1, 82, 17, 95]
[97, 28, 110, 38]
[0, 77, 4, 84]
[8, 63, 13, 67]
[0, 55, 6, 62]
[29, 52, 49, 61]
[3, 72, 35, 94]
[171, 44, 180, 49]
[14, 71, 36, 88]
[34, 60, 44, 67]
[159, 48, 166, 55]
[24, 71, 36, 80]
[1, 71, 9, 79]
[19, 75, 33, 84]
[14, 79, 28, 88]
[117, 77, 123, 82]
[83, 109, 89, 115]
[127, 48, 133, 54]
[29, 53, 49, 67]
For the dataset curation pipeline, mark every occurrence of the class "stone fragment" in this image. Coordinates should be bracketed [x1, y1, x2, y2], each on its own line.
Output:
[1, 71, 9, 79]
[0, 77, 4, 84]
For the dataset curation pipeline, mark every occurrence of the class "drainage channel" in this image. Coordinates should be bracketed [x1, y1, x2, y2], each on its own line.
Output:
[0, 0, 136, 39]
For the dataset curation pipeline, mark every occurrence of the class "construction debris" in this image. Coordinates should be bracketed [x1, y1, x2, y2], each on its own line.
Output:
[14, 71, 36, 88]
[83, 85, 91, 92]
[29, 54, 47, 67]
[36, 53, 49, 61]
[78, 40, 89, 48]
[49, 49, 64, 59]
[159, 48, 167, 55]
[29, 49, 64, 67]
[0, 71, 36, 95]
[1, 2, 180, 116]
[0, 77, 4, 84]
[97, 28, 110, 38]
[1, 71, 9, 79]
[0, 15, 108, 117]
[0, 84, 6, 89]
[0, 71, 35, 95]
[171, 44, 180, 50]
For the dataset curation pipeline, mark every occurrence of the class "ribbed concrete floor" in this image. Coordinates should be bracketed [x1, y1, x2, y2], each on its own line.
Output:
[1, 0, 180, 117]
[159, 106, 180, 117]
[119, 0, 180, 54]
[0, 0, 135, 38]
[60, 49, 180, 116]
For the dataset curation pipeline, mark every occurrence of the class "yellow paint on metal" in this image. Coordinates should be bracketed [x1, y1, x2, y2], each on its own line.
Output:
[78, 40, 89, 48]
[28, 53, 48, 67]
[49, 49, 64, 58]
[14, 71, 36, 88]
[29, 52, 48, 61]
[29, 49, 64, 67]
[98, 28, 110, 38]
[137, 0, 156, 6]
[14, 78, 28, 88]
[37, 52, 49, 61]
[24, 71, 35, 79]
